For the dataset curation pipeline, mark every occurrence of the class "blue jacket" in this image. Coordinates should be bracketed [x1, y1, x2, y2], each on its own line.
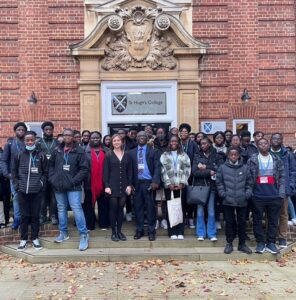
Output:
[270, 147, 296, 197]
[181, 139, 198, 165]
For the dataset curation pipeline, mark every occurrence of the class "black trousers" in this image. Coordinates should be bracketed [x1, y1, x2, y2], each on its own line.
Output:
[223, 205, 247, 244]
[83, 190, 110, 229]
[19, 192, 41, 240]
[40, 184, 57, 219]
[164, 189, 184, 236]
[252, 198, 283, 244]
[0, 177, 10, 224]
[82, 190, 96, 230]
[134, 181, 156, 235]
[125, 195, 132, 214]
[183, 176, 196, 219]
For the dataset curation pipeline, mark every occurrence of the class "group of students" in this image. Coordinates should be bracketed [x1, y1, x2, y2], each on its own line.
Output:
[0, 121, 295, 255]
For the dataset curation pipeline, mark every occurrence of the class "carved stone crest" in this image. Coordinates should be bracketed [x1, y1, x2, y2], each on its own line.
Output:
[102, 6, 177, 71]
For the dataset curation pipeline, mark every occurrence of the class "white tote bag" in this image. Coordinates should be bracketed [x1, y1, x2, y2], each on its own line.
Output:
[167, 191, 183, 227]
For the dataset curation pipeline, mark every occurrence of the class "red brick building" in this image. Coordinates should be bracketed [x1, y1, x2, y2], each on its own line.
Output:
[0, 0, 295, 146]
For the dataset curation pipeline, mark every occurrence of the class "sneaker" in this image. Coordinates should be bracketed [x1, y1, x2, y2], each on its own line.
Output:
[0, 223, 5, 229]
[292, 218, 296, 225]
[197, 236, 204, 241]
[79, 233, 89, 251]
[255, 242, 266, 254]
[278, 239, 287, 249]
[17, 240, 27, 251]
[288, 220, 294, 226]
[210, 236, 218, 242]
[51, 216, 58, 225]
[215, 221, 222, 230]
[238, 244, 252, 254]
[266, 243, 280, 254]
[54, 232, 70, 243]
[170, 235, 178, 240]
[189, 219, 195, 229]
[224, 243, 233, 254]
[126, 212, 132, 222]
[177, 235, 184, 240]
[160, 219, 168, 230]
[155, 220, 159, 230]
[32, 239, 43, 251]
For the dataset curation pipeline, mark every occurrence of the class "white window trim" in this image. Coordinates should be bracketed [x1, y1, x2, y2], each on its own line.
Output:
[232, 119, 255, 137]
[101, 80, 177, 135]
[25, 122, 43, 138]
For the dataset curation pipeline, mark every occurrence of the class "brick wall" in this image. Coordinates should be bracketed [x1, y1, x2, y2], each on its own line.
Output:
[0, 0, 84, 146]
[0, 1, 295, 147]
[193, 0, 296, 147]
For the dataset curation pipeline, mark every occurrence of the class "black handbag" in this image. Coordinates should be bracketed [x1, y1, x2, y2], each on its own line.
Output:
[186, 177, 210, 206]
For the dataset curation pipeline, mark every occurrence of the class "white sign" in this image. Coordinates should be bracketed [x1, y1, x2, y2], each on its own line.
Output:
[201, 121, 226, 134]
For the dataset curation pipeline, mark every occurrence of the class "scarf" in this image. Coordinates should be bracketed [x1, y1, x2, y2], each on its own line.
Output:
[91, 147, 105, 206]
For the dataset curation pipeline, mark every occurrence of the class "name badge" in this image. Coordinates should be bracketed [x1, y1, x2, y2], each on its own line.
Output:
[46, 154, 51, 160]
[31, 167, 38, 174]
[259, 176, 268, 184]
[63, 165, 70, 171]
[138, 163, 144, 171]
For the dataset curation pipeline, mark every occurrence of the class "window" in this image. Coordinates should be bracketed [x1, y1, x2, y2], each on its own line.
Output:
[232, 119, 254, 138]
[25, 122, 43, 138]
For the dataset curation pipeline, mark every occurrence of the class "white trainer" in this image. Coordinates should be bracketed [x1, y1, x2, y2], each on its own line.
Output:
[170, 235, 178, 240]
[160, 219, 168, 230]
[177, 235, 184, 240]
[197, 236, 204, 241]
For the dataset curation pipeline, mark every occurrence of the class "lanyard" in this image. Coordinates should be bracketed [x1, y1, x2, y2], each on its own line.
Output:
[171, 152, 178, 172]
[63, 150, 71, 165]
[258, 155, 271, 176]
[30, 153, 37, 168]
[182, 140, 189, 153]
[42, 138, 54, 153]
[15, 140, 21, 153]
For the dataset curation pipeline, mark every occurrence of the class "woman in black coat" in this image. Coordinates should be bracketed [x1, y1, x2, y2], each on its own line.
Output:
[103, 134, 133, 242]
[192, 138, 224, 241]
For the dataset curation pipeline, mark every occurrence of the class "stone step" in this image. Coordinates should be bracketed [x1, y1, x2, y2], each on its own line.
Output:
[39, 236, 259, 249]
[1, 243, 290, 264]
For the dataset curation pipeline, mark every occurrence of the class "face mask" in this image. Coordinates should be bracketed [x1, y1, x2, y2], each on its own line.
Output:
[26, 144, 36, 151]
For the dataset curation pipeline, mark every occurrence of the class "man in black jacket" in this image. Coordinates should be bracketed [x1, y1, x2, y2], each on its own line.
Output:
[49, 128, 89, 251]
[130, 131, 160, 241]
[36, 121, 59, 225]
[0, 122, 27, 229]
[12, 131, 47, 251]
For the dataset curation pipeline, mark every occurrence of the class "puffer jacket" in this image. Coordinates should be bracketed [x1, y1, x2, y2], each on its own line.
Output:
[192, 147, 224, 190]
[48, 143, 89, 192]
[216, 159, 253, 207]
[247, 153, 286, 199]
[160, 151, 191, 188]
[11, 149, 48, 194]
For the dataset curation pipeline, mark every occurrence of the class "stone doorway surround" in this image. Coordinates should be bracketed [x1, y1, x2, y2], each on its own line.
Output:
[70, 0, 208, 132]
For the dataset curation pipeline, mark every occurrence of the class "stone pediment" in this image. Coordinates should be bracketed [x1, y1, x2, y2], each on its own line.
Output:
[70, 5, 208, 71]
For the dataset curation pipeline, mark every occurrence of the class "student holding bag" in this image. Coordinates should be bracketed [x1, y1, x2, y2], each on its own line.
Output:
[192, 138, 224, 241]
[160, 136, 191, 240]
[216, 147, 253, 254]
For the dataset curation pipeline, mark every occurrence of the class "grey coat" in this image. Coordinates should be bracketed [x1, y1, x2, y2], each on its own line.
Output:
[216, 159, 253, 207]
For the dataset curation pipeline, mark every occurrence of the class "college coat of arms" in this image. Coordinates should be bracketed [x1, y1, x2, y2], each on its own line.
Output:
[112, 94, 128, 113]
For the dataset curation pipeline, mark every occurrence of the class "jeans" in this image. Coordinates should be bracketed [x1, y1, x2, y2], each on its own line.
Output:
[19, 192, 41, 240]
[288, 196, 296, 220]
[196, 191, 216, 238]
[252, 197, 282, 244]
[55, 191, 88, 235]
[10, 179, 20, 219]
[134, 181, 156, 235]
[223, 205, 247, 244]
